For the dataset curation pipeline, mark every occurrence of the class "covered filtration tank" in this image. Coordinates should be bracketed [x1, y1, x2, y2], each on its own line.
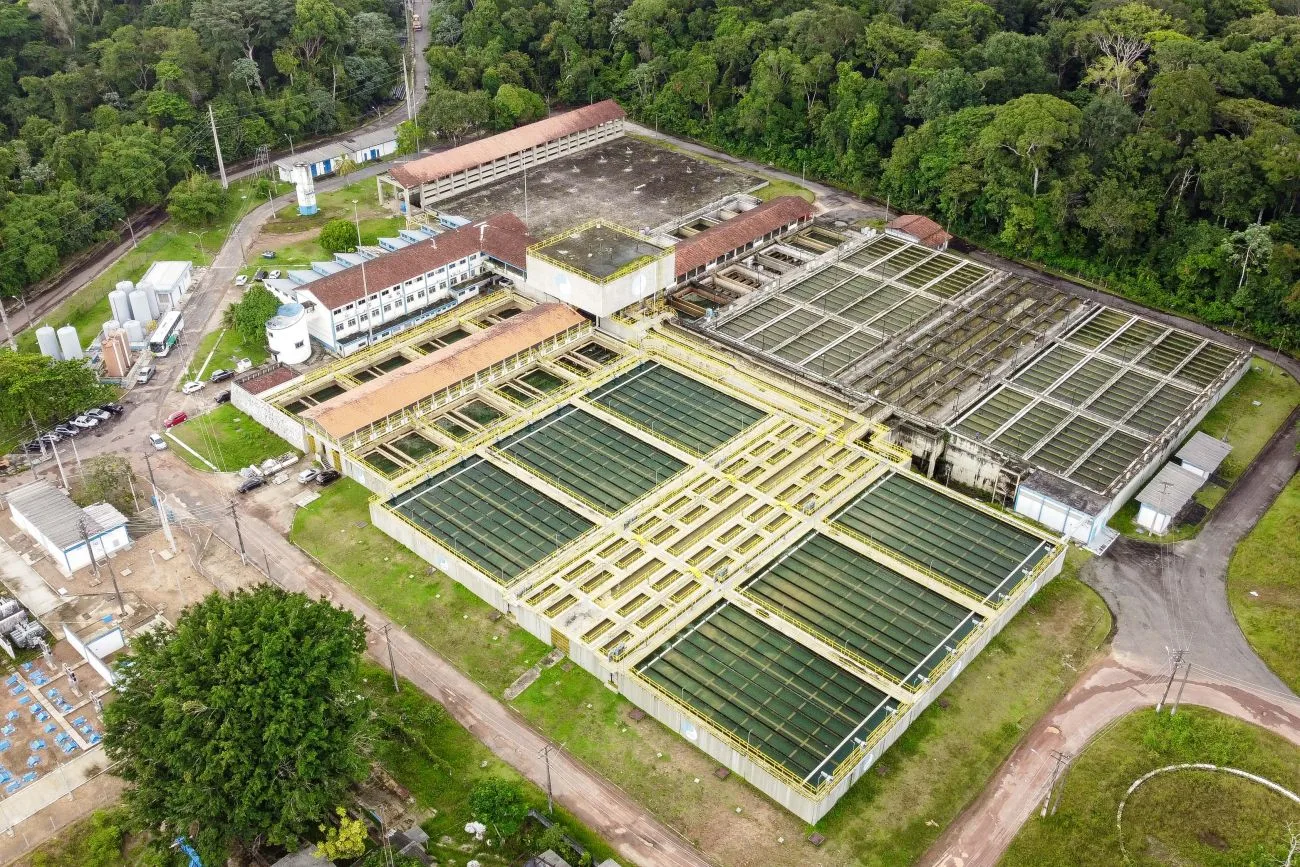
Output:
[123, 320, 144, 346]
[35, 326, 61, 360]
[128, 289, 153, 324]
[108, 288, 132, 324]
[56, 325, 83, 360]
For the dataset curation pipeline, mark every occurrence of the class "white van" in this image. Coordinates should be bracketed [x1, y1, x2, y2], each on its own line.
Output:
[137, 365, 155, 384]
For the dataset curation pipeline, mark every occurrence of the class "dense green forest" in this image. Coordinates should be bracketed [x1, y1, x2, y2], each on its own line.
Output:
[0, 0, 407, 296]
[418, 0, 1300, 348]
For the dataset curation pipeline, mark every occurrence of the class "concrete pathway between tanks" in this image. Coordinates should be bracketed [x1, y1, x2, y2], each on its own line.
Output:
[147, 460, 713, 867]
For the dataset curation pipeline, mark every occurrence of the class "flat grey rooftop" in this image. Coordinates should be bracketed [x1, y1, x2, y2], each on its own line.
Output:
[532, 224, 665, 280]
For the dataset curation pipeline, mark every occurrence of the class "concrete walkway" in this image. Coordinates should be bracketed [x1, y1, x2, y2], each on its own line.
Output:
[148, 460, 712, 867]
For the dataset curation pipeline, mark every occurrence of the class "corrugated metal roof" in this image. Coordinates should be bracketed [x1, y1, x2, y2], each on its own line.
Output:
[388, 101, 625, 188]
[6, 481, 102, 550]
[1176, 431, 1231, 474]
[82, 502, 128, 531]
[298, 213, 533, 311]
[303, 303, 585, 439]
[674, 197, 814, 277]
[1136, 463, 1203, 516]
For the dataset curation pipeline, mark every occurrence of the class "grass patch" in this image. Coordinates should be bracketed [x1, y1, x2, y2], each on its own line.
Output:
[168, 403, 295, 472]
[18, 183, 259, 353]
[1002, 707, 1300, 866]
[1227, 472, 1300, 693]
[1193, 358, 1300, 483]
[289, 479, 548, 695]
[364, 663, 617, 865]
[754, 178, 815, 203]
[182, 326, 269, 384]
[23, 807, 173, 867]
[264, 176, 395, 234]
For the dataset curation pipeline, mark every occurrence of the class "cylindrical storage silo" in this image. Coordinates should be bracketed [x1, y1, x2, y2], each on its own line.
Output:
[144, 286, 161, 319]
[124, 320, 144, 346]
[56, 325, 82, 360]
[265, 303, 311, 365]
[128, 289, 153, 323]
[108, 289, 132, 324]
[103, 319, 121, 337]
[35, 326, 62, 360]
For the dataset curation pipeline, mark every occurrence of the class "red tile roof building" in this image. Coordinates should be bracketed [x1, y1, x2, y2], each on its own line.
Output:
[673, 196, 815, 281]
[885, 214, 952, 250]
[384, 101, 626, 207]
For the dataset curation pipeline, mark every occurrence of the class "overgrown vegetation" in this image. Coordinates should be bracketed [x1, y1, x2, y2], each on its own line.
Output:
[68, 455, 142, 517]
[1002, 707, 1300, 866]
[0, 0, 407, 297]
[27, 807, 178, 867]
[0, 351, 115, 451]
[1227, 472, 1300, 694]
[222, 284, 281, 348]
[418, 0, 1300, 348]
[168, 403, 295, 471]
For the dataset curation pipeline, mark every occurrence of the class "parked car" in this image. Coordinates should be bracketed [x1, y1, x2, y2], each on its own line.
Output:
[315, 469, 341, 486]
[209, 369, 234, 383]
[99, 403, 125, 415]
[149, 433, 167, 450]
[296, 468, 318, 484]
[237, 477, 265, 494]
[235, 275, 248, 287]
[254, 269, 268, 280]
[215, 390, 232, 404]
[53, 424, 80, 437]
[21, 440, 43, 453]
[70, 415, 98, 429]
[268, 269, 282, 280]
[136, 365, 155, 385]
[86, 408, 112, 421]
[260, 251, 276, 260]
[181, 380, 205, 394]
[163, 411, 187, 429]
[38, 432, 62, 445]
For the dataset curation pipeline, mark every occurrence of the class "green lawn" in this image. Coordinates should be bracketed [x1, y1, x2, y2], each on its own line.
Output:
[1002, 707, 1300, 866]
[1193, 358, 1300, 482]
[18, 182, 260, 354]
[169, 403, 296, 472]
[293, 485, 1113, 867]
[289, 479, 549, 695]
[1110, 357, 1300, 540]
[754, 178, 815, 203]
[182, 325, 269, 384]
[264, 176, 394, 235]
[1227, 472, 1300, 694]
[364, 663, 617, 866]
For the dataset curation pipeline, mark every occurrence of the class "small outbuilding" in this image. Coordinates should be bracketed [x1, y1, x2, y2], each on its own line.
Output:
[5, 481, 129, 576]
[885, 214, 952, 251]
[1175, 431, 1231, 480]
[1134, 463, 1203, 535]
[138, 260, 193, 311]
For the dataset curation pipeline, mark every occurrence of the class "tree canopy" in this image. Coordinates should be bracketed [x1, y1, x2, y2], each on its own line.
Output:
[103, 586, 370, 862]
[0, 350, 114, 448]
[318, 217, 358, 253]
[223, 284, 282, 347]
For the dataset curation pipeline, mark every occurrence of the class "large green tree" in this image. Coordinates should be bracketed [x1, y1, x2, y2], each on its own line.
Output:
[0, 350, 114, 446]
[166, 174, 228, 226]
[103, 586, 370, 861]
[223, 284, 283, 350]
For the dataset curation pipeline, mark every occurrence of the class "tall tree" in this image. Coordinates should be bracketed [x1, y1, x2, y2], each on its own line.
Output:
[978, 93, 1081, 196]
[103, 587, 370, 862]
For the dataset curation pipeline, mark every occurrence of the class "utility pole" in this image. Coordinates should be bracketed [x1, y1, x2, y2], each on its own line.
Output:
[102, 544, 126, 615]
[402, 55, 413, 122]
[229, 502, 245, 561]
[124, 213, 138, 248]
[1170, 660, 1192, 715]
[143, 452, 157, 490]
[353, 201, 374, 346]
[208, 104, 228, 190]
[50, 439, 68, 490]
[1156, 649, 1187, 713]
[78, 519, 101, 578]
[381, 624, 399, 693]
[1041, 749, 1071, 817]
[538, 744, 555, 815]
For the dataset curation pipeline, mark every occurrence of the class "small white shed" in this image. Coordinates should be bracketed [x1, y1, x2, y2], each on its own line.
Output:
[1175, 431, 1231, 480]
[1134, 463, 1203, 535]
[138, 260, 194, 311]
[5, 482, 129, 576]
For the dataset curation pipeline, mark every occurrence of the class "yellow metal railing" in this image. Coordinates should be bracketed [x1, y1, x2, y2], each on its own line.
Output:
[527, 220, 671, 286]
[828, 521, 989, 610]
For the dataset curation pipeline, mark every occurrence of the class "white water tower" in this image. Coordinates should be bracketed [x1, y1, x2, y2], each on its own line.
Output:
[291, 163, 317, 216]
[56, 325, 83, 360]
[265, 303, 311, 364]
[35, 326, 62, 360]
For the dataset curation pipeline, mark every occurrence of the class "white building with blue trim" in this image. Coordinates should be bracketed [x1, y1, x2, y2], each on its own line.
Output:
[5, 481, 129, 577]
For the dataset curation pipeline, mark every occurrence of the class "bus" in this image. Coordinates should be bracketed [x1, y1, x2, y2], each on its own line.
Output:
[148, 310, 184, 356]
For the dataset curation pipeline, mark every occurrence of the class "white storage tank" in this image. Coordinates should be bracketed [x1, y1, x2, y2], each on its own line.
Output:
[144, 285, 161, 318]
[265, 303, 311, 365]
[56, 325, 83, 360]
[108, 289, 132, 324]
[35, 326, 62, 360]
[123, 320, 145, 346]
[128, 289, 153, 324]
[103, 319, 121, 336]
